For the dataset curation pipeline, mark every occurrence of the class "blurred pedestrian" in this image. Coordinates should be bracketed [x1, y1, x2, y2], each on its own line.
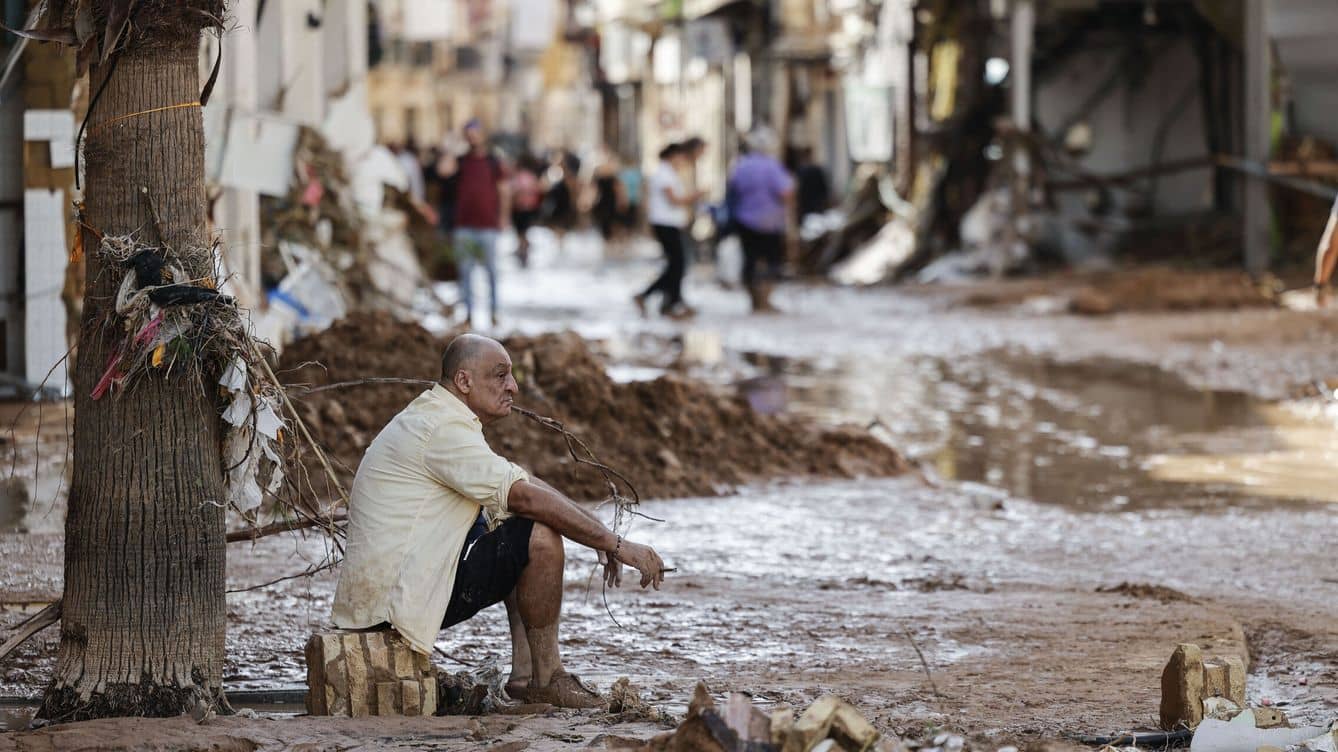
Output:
[617, 156, 643, 234]
[511, 154, 544, 269]
[794, 146, 831, 223]
[448, 119, 509, 328]
[634, 142, 704, 319]
[395, 138, 427, 204]
[541, 150, 582, 250]
[727, 126, 794, 313]
[592, 146, 629, 257]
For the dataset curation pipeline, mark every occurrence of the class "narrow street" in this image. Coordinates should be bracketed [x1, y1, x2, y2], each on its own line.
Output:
[9, 232, 1337, 747]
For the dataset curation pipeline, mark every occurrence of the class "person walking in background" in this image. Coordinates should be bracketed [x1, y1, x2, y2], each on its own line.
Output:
[634, 142, 703, 319]
[446, 119, 509, 328]
[511, 154, 544, 269]
[727, 127, 794, 313]
[617, 156, 643, 236]
[592, 147, 630, 257]
[794, 146, 831, 224]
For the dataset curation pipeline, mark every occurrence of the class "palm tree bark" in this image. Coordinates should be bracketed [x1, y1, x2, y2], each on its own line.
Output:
[39, 15, 228, 720]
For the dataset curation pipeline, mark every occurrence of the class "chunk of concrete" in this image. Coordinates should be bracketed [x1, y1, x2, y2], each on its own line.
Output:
[305, 630, 438, 717]
[1201, 656, 1246, 707]
[830, 702, 880, 751]
[1160, 643, 1205, 730]
[1161, 644, 1251, 731]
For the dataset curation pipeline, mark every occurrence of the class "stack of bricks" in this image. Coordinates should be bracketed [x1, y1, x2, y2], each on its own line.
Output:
[305, 631, 439, 717]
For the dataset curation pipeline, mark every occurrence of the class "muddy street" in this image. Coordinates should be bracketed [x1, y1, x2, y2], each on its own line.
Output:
[4, 238, 1338, 748]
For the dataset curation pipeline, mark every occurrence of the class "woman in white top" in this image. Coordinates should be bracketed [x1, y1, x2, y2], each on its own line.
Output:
[634, 142, 703, 318]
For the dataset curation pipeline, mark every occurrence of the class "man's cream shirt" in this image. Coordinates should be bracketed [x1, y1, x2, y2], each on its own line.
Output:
[332, 384, 528, 655]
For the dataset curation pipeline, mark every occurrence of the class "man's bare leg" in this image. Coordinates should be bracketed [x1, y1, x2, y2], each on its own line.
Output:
[503, 593, 533, 696]
[515, 522, 566, 687]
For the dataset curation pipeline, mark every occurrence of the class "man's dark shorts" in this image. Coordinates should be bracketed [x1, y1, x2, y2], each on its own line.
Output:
[441, 514, 534, 629]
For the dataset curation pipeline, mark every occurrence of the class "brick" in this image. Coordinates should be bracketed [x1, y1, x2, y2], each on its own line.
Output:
[305, 630, 438, 717]
[304, 635, 327, 715]
[366, 633, 391, 677]
[422, 671, 438, 716]
[392, 638, 416, 678]
[401, 679, 422, 716]
[786, 695, 839, 752]
[1160, 643, 1205, 730]
[831, 702, 880, 750]
[343, 634, 369, 717]
[376, 681, 399, 716]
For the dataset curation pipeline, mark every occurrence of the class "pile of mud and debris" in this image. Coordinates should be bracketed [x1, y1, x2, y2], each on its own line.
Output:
[959, 267, 1280, 316]
[279, 312, 909, 500]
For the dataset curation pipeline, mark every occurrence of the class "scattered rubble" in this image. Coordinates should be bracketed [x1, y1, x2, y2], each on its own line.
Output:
[278, 313, 911, 500]
[434, 665, 512, 716]
[1159, 643, 1246, 731]
[644, 682, 888, 752]
[1094, 582, 1195, 604]
[606, 677, 678, 727]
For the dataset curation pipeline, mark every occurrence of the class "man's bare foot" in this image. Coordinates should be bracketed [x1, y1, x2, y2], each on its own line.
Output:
[508, 671, 606, 709]
[633, 294, 648, 317]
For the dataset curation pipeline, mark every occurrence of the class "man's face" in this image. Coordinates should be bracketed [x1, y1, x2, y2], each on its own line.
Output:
[465, 126, 485, 150]
[457, 343, 517, 424]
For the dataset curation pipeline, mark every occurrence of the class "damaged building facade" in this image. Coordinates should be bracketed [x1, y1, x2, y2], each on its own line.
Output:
[4, 0, 1338, 391]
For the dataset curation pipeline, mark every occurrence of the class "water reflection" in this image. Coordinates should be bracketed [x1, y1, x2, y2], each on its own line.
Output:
[747, 350, 1331, 511]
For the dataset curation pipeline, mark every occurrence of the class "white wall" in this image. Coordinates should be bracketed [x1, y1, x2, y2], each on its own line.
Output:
[1035, 37, 1213, 217]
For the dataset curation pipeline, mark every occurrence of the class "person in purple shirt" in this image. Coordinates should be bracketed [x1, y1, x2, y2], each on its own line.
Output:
[727, 127, 794, 313]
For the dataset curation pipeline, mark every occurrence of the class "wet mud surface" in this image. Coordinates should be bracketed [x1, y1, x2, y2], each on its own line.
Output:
[4, 237, 1338, 747]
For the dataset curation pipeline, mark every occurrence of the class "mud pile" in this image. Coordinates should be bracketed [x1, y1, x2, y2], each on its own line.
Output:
[278, 312, 909, 500]
[1067, 267, 1276, 315]
[960, 267, 1277, 316]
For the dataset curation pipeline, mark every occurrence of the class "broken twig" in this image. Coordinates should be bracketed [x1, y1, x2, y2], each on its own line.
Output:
[902, 626, 948, 716]
[225, 512, 348, 544]
[0, 602, 61, 663]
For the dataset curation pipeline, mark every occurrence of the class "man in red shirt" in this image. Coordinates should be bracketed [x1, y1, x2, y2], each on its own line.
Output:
[447, 119, 510, 327]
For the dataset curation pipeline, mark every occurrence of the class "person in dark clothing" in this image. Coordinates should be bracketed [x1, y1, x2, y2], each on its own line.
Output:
[794, 146, 831, 223]
[634, 143, 703, 318]
[510, 154, 544, 268]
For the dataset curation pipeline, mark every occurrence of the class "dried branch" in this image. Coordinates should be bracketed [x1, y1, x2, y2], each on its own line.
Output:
[0, 601, 61, 663]
[226, 558, 340, 594]
[902, 626, 947, 716]
[226, 512, 347, 544]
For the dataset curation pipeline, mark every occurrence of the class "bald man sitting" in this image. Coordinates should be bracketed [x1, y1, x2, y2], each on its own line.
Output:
[332, 334, 666, 708]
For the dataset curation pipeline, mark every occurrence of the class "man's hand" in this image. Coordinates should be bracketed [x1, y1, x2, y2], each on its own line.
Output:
[598, 550, 622, 588]
[614, 541, 666, 590]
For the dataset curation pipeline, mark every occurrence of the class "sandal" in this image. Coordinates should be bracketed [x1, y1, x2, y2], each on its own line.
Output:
[513, 671, 606, 709]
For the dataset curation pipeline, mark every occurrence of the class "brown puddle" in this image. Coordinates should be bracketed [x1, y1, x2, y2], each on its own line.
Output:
[741, 349, 1337, 511]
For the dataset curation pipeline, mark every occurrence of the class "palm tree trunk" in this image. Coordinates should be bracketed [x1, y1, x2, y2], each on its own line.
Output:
[39, 29, 228, 720]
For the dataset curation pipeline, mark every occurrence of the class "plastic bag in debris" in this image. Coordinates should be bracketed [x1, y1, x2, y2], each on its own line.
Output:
[147, 284, 230, 308]
[1189, 709, 1331, 752]
[800, 209, 845, 243]
[266, 246, 348, 339]
[220, 355, 248, 393]
[829, 216, 916, 286]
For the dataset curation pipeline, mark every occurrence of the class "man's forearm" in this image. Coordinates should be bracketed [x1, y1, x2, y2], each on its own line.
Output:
[530, 477, 606, 529]
[509, 480, 617, 552]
